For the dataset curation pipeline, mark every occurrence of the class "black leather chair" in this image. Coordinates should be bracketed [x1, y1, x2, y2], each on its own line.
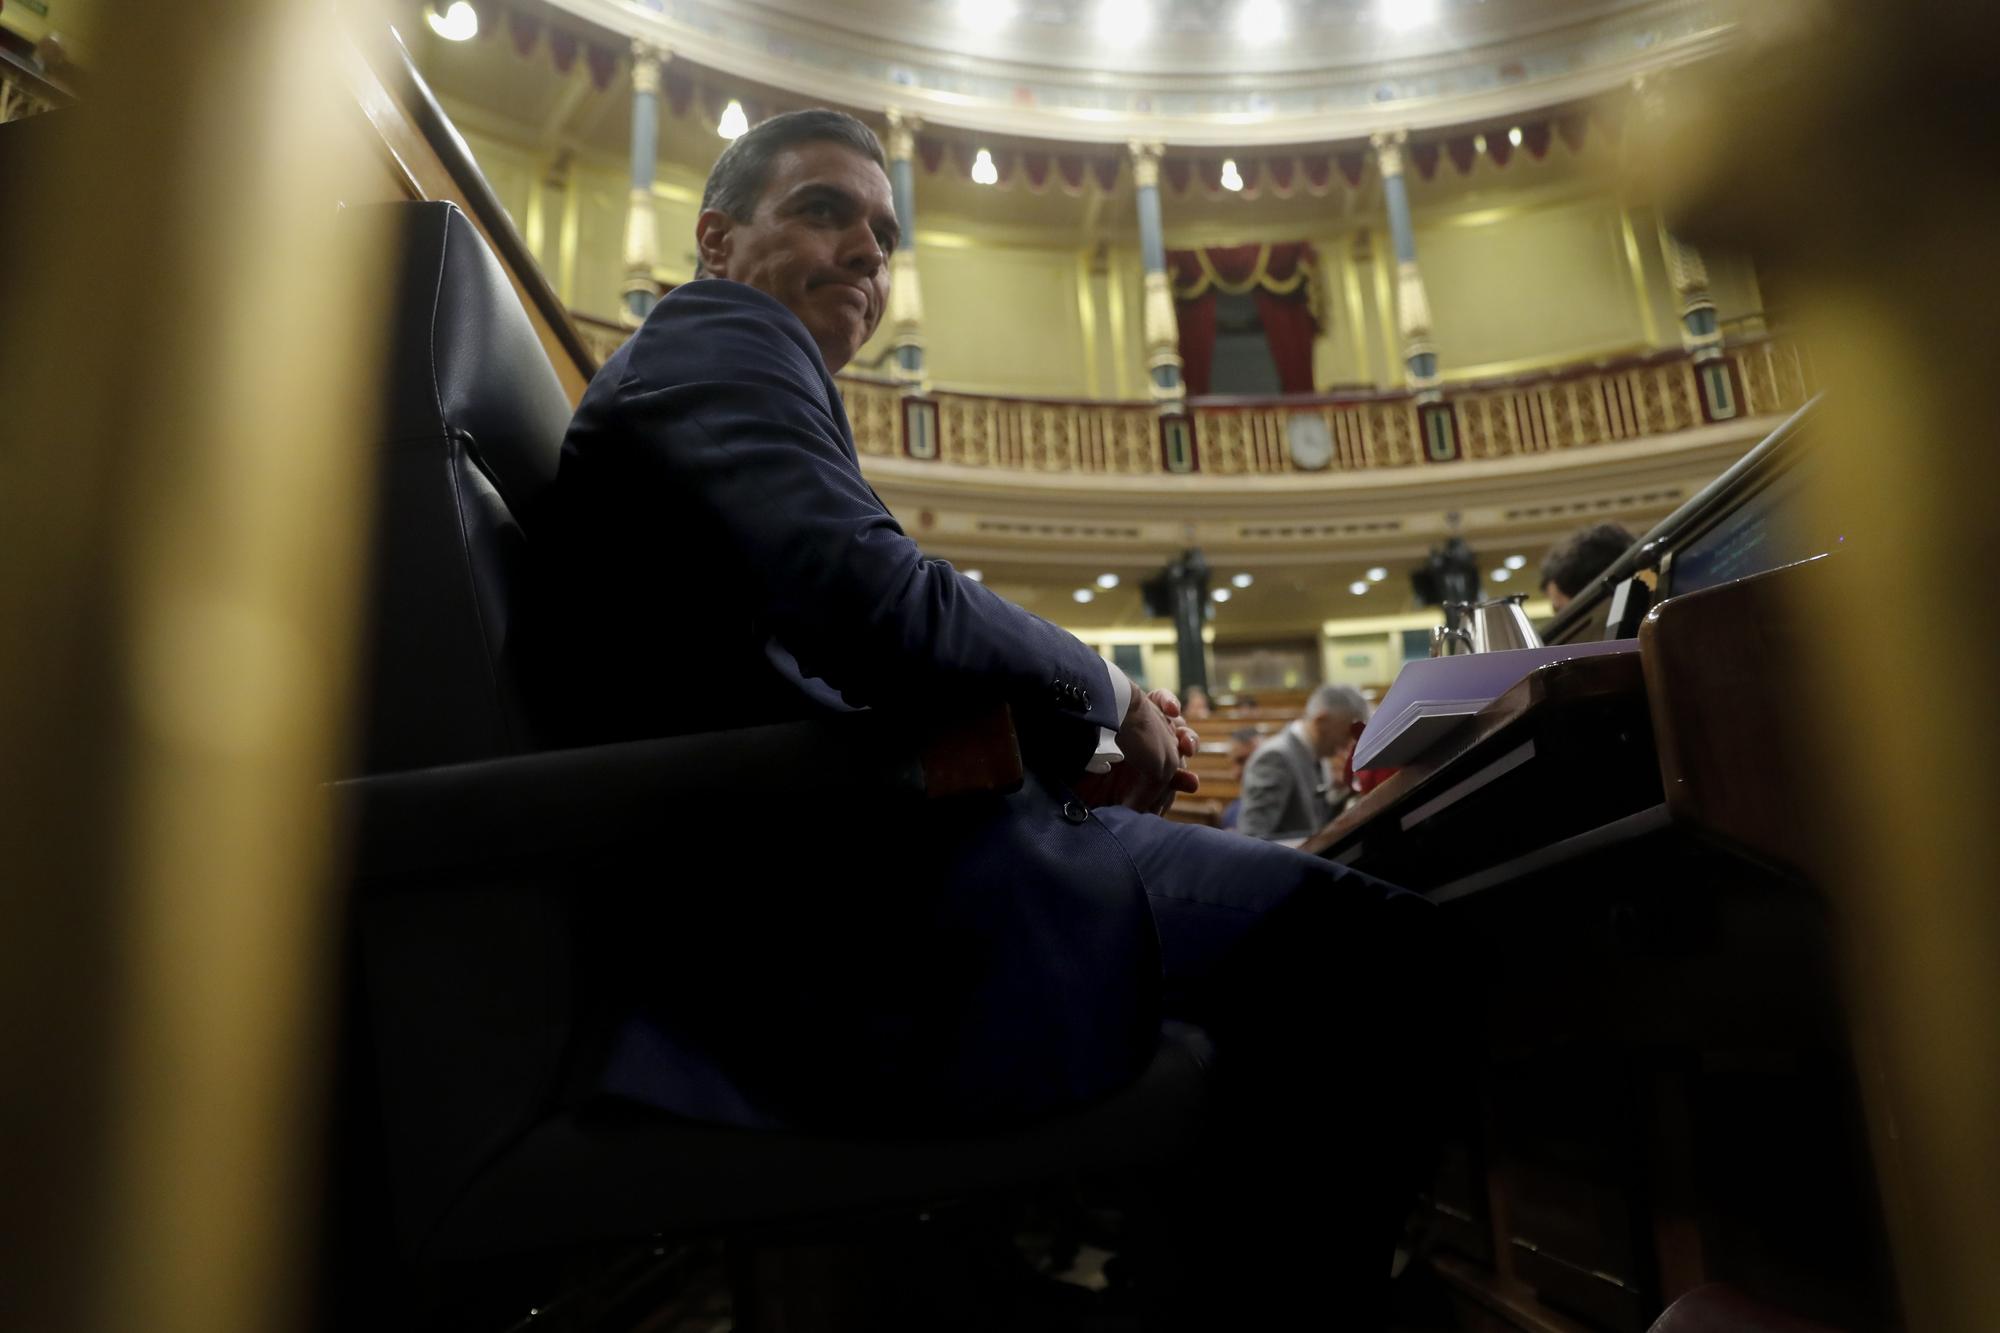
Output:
[328, 201, 1213, 1326]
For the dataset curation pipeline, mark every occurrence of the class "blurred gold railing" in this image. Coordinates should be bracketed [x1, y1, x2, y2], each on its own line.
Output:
[0, 48, 73, 124]
[568, 312, 1813, 477]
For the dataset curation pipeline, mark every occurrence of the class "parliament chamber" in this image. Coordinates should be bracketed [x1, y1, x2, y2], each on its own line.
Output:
[2, 2, 1996, 1333]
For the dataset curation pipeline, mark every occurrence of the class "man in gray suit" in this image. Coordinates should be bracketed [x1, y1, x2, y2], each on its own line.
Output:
[1237, 683, 1371, 840]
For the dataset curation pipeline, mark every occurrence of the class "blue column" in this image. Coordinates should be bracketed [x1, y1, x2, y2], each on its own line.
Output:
[884, 110, 926, 381]
[1372, 130, 1440, 393]
[621, 41, 664, 324]
[1129, 141, 1184, 402]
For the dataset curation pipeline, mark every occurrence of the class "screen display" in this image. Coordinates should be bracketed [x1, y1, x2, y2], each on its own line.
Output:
[1666, 449, 1841, 598]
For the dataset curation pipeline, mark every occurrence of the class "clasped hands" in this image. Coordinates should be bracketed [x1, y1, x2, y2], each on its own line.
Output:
[1073, 688, 1201, 815]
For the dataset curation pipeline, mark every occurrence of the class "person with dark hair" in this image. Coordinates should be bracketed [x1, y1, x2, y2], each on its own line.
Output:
[1539, 522, 1636, 612]
[535, 107, 1439, 1327]
[1218, 725, 1262, 831]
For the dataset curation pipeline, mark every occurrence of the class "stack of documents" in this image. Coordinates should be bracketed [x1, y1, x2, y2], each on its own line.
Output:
[1354, 640, 1637, 770]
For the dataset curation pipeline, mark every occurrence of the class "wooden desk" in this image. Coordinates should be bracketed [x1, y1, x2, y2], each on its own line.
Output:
[1309, 559, 1894, 1333]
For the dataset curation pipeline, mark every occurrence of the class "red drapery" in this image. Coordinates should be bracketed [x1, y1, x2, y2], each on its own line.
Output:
[1175, 295, 1218, 401]
[1167, 242, 1319, 396]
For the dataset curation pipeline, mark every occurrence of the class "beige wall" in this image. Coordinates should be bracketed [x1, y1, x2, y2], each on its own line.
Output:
[1417, 197, 1648, 376]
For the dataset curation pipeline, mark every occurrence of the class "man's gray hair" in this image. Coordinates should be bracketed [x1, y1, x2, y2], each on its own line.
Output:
[694, 108, 888, 276]
[1305, 683, 1370, 721]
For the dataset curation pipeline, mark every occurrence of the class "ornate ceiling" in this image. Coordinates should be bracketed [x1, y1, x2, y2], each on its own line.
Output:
[542, 0, 1738, 144]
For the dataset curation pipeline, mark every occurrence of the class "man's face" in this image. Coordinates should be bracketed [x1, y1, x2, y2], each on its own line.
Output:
[696, 141, 898, 373]
[1307, 709, 1355, 760]
[1229, 738, 1256, 781]
[1544, 580, 1571, 613]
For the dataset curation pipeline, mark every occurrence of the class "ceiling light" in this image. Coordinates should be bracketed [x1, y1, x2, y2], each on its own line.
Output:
[963, 568, 984, 582]
[425, 0, 478, 40]
[1211, 588, 1232, 603]
[1378, 0, 1438, 32]
[1073, 588, 1096, 603]
[1366, 566, 1388, 582]
[717, 100, 748, 141]
[1504, 554, 1526, 570]
[1231, 572, 1254, 588]
[1219, 159, 1245, 192]
[1348, 580, 1370, 595]
[970, 148, 999, 186]
[1235, 0, 1285, 41]
[1096, 573, 1121, 589]
[1491, 568, 1513, 582]
[960, 0, 1017, 35]
[1508, 125, 1524, 148]
[1095, 0, 1153, 41]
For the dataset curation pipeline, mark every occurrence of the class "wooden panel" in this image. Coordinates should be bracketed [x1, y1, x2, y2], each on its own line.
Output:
[1638, 555, 1834, 880]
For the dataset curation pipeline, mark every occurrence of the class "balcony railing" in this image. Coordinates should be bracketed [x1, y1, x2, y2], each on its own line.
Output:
[1, 47, 75, 124]
[567, 311, 1813, 479]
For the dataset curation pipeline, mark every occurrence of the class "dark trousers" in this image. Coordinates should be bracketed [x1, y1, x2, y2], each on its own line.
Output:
[1095, 810, 1446, 1328]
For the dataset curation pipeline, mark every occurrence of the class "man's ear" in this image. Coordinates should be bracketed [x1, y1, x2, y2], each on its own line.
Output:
[695, 208, 734, 278]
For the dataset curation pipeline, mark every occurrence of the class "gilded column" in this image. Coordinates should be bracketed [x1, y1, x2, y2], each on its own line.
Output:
[1635, 76, 1722, 363]
[1128, 141, 1185, 403]
[884, 108, 926, 383]
[1372, 129, 1441, 398]
[621, 41, 665, 325]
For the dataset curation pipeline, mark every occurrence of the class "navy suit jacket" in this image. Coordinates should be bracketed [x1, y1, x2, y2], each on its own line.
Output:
[535, 280, 1162, 1130]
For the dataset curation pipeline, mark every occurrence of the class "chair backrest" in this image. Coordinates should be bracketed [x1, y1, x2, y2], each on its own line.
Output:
[331, 203, 588, 1284]
[353, 200, 577, 774]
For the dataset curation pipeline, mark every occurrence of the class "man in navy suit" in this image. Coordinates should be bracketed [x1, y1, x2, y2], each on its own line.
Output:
[536, 109, 1438, 1325]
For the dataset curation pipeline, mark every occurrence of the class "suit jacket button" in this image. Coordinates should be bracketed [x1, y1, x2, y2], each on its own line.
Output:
[1061, 798, 1089, 824]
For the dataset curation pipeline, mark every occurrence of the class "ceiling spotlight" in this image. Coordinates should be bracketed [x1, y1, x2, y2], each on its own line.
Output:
[960, 0, 1017, 34]
[1073, 588, 1096, 603]
[1508, 125, 1524, 148]
[970, 148, 999, 186]
[1231, 572, 1254, 588]
[1236, 0, 1285, 41]
[1219, 159, 1245, 192]
[1378, 0, 1438, 32]
[1095, 0, 1153, 40]
[1504, 554, 1527, 570]
[1211, 588, 1232, 603]
[1366, 566, 1388, 582]
[717, 100, 749, 141]
[1491, 568, 1513, 582]
[1348, 580, 1370, 595]
[1096, 572, 1121, 589]
[963, 568, 984, 582]
[425, 0, 479, 40]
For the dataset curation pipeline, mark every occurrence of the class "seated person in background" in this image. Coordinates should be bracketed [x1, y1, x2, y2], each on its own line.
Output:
[1180, 684, 1212, 721]
[1218, 725, 1262, 831]
[1237, 684, 1370, 841]
[532, 109, 1438, 1327]
[1539, 521, 1636, 612]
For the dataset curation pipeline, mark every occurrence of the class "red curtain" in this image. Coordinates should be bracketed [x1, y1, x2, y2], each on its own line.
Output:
[1255, 289, 1316, 394]
[1167, 243, 1318, 396]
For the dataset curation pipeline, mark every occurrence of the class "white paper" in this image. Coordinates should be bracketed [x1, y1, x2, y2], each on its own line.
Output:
[1354, 639, 1638, 771]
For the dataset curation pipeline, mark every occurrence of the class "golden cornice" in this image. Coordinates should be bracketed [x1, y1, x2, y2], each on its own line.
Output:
[538, 0, 1737, 148]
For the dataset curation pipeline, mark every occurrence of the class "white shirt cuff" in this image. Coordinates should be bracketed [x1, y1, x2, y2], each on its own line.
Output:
[1083, 663, 1135, 774]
